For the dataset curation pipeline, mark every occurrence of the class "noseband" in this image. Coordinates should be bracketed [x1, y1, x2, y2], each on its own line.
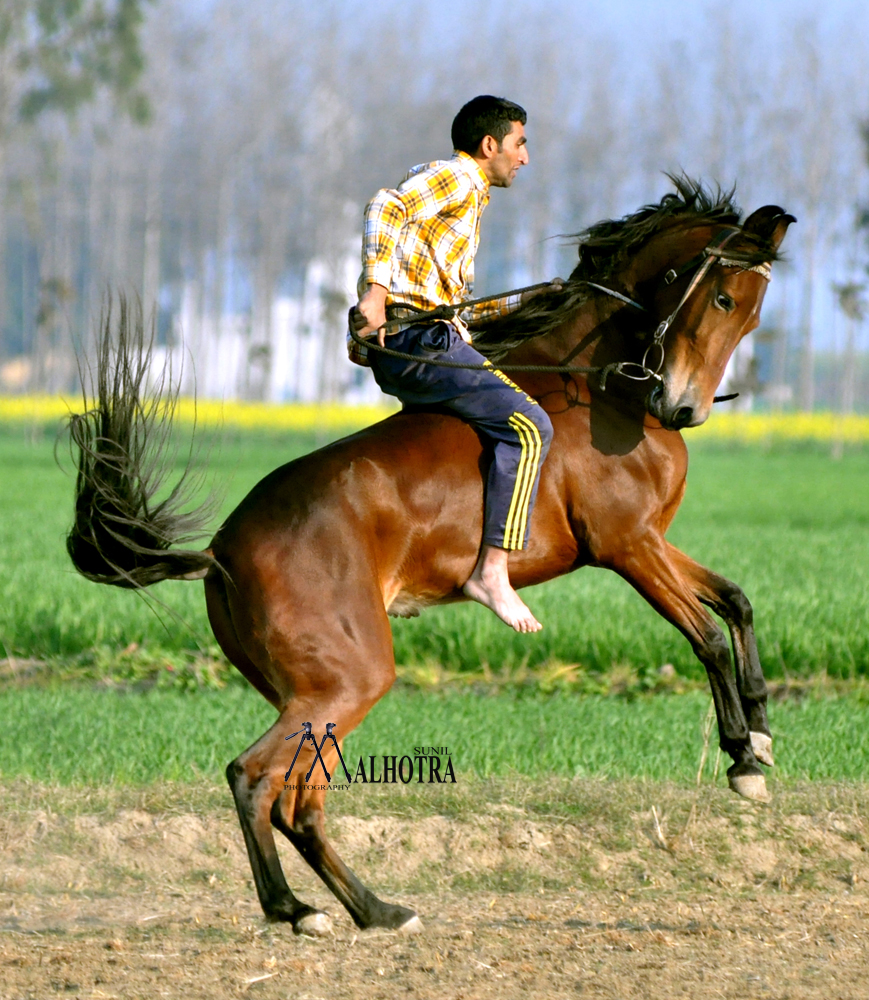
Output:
[591, 227, 772, 391]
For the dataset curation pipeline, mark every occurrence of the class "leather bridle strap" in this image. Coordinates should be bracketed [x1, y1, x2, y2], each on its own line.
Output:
[560, 229, 743, 383]
[636, 227, 742, 379]
[555, 283, 646, 368]
[583, 282, 647, 312]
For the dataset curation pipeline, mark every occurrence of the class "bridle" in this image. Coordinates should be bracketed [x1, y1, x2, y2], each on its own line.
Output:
[584, 227, 772, 390]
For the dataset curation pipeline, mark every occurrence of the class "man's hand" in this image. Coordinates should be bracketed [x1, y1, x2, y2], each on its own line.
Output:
[520, 277, 565, 305]
[352, 284, 390, 346]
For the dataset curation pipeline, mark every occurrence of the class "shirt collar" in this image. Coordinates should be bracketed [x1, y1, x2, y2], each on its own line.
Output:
[452, 150, 490, 193]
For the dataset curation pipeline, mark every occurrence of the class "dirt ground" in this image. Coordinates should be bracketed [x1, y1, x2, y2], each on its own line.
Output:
[2, 783, 869, 1000]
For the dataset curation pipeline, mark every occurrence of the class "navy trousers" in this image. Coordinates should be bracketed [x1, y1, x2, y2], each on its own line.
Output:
[369, 322, 553, 551]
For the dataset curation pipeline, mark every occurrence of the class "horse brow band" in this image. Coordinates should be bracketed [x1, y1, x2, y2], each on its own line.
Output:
[715, 257, 772, 280]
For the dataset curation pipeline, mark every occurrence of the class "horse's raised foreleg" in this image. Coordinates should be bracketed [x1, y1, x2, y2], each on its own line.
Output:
[611, 537, 769, 802]
[667, 555, 773, 767]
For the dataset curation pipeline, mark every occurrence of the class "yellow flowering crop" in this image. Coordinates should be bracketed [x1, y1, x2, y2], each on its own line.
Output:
[175, 399, 400, 432]
[0, 395, 867, 442]
[0, 395, 399, 433]
[692, 411, 869, 444]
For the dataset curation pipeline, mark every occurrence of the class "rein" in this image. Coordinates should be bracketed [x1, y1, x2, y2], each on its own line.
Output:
[349, 227, 770, 392]
[348, 279, 635, 377]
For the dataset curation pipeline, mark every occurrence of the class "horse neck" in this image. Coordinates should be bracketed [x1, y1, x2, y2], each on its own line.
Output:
[502, 222, 719, 399]
[503, 296, 641, 400]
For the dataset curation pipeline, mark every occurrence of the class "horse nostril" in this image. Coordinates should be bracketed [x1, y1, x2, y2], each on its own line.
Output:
[673, 406, 694, 428]
[649, 383, 663, 405]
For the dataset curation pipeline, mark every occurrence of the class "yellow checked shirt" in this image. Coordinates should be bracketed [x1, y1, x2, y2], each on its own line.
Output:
[349, 150, 519, 366]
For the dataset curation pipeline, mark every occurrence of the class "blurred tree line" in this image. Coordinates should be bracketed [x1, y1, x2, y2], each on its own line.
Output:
[0, 0, 867, 407]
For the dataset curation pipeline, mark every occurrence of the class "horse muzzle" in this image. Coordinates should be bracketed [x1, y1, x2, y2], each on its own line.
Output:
[647, 382, 708, 430]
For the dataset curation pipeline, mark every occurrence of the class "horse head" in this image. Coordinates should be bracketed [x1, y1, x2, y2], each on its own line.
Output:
[639, 205, 795, 430]
[470, 179, 794, 433]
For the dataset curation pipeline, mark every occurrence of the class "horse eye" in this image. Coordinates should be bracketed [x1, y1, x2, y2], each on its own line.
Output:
[716, 292, 734, 311]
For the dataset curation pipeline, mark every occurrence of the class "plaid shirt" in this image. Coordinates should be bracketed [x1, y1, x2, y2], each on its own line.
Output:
[349, 150, 519, 366]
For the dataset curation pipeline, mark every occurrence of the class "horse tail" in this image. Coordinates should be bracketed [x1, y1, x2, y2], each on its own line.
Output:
[65, 297, 218, 589]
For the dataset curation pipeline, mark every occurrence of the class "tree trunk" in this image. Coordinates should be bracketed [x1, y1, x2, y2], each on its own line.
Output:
[798, 231, 816, 412]
[142, 139, 162, 327]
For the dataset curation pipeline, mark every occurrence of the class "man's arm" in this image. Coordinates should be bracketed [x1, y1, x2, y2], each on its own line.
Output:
[462, 279, 565, 326]
[352, 283, 389, 345]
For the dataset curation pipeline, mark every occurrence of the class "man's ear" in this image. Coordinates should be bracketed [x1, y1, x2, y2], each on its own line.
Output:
[477, 134, 498, 160]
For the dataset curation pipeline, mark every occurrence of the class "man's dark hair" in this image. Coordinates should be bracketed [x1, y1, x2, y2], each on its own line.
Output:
[451, 96, 527, 154]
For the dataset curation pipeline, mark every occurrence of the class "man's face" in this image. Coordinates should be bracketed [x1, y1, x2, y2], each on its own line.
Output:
[485, 121, 528, 188]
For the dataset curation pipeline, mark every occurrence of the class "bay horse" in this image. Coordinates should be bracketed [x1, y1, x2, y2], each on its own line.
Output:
[66, 178, 793, 937]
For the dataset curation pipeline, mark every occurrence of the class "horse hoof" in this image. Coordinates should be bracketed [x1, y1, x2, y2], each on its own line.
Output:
[294, 911, 333, 937]
[397, 915, 424, 936]
[728, 773, 771, 803]
[751, 732, 774, 767]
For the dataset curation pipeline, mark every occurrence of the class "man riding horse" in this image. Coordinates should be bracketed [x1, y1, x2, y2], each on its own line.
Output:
[67, 139, 793, 933]
[351, 95, 560, 635]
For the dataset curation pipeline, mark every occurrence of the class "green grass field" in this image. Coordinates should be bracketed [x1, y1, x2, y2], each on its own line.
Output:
[1, 422, 867, 680]
[1, 420, 869, 789]
[0, 686, 869, 786]
[3, 685, 869, 787]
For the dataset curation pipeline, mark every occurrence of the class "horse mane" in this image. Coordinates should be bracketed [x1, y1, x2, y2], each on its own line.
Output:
[471, 175, 783, 360]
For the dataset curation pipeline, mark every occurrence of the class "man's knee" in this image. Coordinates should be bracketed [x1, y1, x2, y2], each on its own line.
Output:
[520, 403, 553, 456]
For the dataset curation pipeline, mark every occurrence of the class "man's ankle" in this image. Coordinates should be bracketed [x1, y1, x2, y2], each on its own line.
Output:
[474, 543, 511, 580]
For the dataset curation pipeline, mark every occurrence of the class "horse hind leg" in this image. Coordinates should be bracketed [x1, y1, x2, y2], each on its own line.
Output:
[206, 577, 333, 934]
[226, 715, 334, 936]
[269, 638, 421, 932]
[208, 534, 421, 931]
[271, 780, 421, 934]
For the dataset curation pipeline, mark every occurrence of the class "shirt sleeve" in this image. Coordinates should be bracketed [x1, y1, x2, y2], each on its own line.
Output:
[462, 292, 523, 326]
[361, 162, 474, 290]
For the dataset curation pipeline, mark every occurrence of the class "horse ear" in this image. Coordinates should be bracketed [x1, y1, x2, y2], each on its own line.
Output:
[742, 205, 797, 250]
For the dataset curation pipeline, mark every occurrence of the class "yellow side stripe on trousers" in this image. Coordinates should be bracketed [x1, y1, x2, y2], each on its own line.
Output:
[504, 412, 542, 550]
[511, 412, 542, 547]
[509, 412, 543, 549]
[504, 414, 531, 550]
[504, 415, 540, 550]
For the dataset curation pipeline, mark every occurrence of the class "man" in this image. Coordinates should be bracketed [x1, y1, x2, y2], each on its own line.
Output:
[351, 95, 556, 634]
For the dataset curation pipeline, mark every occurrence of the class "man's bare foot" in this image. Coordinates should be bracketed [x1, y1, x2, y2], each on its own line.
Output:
[462, 545, 542, 633]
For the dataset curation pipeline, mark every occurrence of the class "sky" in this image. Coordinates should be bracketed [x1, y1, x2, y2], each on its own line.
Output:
[483, 0, 866, 52]
[397, 0, 869, 351]
[176, 0, 869, 354]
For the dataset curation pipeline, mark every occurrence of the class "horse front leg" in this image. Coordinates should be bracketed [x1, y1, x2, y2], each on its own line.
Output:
[610, 535, 770, 802]
[665, 551, 773, 768]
